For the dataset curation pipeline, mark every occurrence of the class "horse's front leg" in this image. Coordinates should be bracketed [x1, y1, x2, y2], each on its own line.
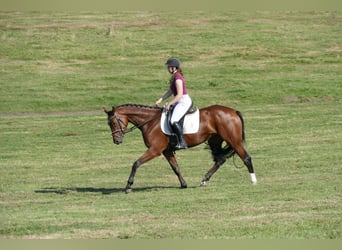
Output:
[125, 160, 141, 193]
[125, 149, 160, 193]
[163, 148, 187, 188]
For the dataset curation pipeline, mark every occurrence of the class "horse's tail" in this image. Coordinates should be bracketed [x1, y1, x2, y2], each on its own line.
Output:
[236, 110, 245, 142]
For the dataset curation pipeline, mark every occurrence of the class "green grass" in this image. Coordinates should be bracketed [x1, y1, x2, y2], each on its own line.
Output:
[0, 11, 341, 239]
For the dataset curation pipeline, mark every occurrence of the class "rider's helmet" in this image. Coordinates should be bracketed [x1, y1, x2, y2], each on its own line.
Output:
[165, 57, 180, 68]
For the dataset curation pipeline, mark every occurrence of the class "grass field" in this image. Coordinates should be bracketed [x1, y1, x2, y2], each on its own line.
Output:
[0, 11, 341, 239]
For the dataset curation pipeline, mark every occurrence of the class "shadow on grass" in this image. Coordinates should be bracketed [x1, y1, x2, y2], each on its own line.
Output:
[35, 185, 195, 195]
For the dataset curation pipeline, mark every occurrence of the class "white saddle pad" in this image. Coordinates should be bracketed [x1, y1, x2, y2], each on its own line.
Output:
[161, 109, 200, 135]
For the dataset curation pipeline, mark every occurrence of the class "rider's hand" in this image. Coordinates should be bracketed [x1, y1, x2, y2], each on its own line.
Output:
[165, 102, 171, 111]
[155, 98, 163, 106]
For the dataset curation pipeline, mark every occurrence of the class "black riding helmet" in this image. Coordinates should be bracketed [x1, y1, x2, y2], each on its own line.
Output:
[165, 57, 180, 68]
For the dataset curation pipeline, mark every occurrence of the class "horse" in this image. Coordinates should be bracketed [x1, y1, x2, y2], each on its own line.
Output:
[104, 104, 256, 193]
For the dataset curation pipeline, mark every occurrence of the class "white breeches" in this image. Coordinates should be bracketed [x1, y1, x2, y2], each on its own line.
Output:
[170, 94, 192, 124]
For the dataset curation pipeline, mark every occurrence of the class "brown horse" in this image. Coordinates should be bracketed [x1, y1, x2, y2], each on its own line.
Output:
[104, 104, 256, 193]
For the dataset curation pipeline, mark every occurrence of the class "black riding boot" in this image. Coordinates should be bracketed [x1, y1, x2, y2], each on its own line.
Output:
[171, 122, 188, 149]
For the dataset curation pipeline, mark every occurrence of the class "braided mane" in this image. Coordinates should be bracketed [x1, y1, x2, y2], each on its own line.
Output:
[114, 104, 162, 110]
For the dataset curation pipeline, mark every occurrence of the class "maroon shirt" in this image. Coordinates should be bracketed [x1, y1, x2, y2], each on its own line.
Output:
[170, 72, 188, 96]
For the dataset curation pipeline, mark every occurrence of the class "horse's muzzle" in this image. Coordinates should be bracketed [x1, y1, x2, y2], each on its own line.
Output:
[113, 137, 123, 145]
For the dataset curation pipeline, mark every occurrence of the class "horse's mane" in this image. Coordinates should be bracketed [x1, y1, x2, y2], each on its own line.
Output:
[114, 103, 162, 111]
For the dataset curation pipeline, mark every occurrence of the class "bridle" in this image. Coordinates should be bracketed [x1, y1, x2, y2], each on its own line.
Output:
[108, 112, 126, 138]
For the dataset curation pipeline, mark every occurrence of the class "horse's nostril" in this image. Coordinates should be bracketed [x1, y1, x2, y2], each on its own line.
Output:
[113, 139, 121, 145]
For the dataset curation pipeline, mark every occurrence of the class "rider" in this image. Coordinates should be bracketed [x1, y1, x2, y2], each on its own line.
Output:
[155, 57, 192, 149]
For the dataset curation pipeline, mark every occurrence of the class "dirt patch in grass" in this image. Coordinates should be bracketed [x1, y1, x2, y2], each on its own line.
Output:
[283, 96, 336, 103]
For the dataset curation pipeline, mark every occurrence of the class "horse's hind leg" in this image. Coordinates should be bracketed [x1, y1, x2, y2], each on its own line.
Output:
[235, 145, 257, 185]
[200, 158, 226, 187]
[245, 154, 257, 184]
[201, 136, 226, 187]
[163, 149, 187, 188]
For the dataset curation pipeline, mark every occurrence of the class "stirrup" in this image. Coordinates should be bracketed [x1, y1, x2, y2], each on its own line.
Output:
[174, 141, 188, 150]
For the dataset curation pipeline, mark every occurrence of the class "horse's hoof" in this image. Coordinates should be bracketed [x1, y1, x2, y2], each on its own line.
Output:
[250, 173, 257, 185]
[125, 188, 132, 194]
[200, 181, 207, 187]
[181, 185, 187, 189]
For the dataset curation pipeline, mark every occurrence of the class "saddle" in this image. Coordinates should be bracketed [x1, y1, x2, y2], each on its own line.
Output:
[161, 103, 199, 148]
[160, 103, 200, 147]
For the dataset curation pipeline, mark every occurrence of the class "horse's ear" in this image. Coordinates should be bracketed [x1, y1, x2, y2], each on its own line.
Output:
[103, 107, 109, 114]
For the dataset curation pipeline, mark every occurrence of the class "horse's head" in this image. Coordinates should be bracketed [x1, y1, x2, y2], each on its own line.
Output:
[104, 107, 128, 145]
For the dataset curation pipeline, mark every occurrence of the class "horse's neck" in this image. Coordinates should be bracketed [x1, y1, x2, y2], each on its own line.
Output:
[125, 108, 160, 125]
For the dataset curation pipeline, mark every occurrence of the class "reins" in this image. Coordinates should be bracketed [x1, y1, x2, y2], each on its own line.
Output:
[109, 112, 160, 136]
[124, 113, 160, 134]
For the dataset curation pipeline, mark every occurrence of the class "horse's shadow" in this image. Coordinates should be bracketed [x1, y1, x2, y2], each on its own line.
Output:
[35, 185, 193, 195]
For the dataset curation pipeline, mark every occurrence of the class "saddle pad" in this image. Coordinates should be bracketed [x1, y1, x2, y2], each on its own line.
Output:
[161, 109, 200, 135]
